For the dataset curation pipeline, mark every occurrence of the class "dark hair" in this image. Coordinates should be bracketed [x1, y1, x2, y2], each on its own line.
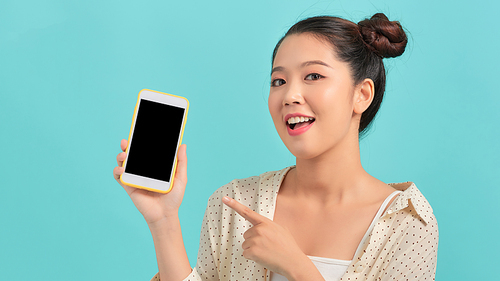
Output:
[272, 13, 407, 136]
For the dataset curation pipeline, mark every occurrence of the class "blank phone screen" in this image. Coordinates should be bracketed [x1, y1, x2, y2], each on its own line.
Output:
[125, 99, 185, 182]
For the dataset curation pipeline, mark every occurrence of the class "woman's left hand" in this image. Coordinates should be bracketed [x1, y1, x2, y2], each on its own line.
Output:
[222, 196, 323, 281]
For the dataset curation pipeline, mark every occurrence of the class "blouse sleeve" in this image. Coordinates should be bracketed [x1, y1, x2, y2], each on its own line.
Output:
[379, 214, 439, 281]
[150, 203, 221, 281]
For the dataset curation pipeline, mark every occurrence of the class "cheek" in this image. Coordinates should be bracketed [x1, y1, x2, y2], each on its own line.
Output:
[268, 94, 288, 138]
[268, 94, 281, 119]
[313, 86, 354, 128]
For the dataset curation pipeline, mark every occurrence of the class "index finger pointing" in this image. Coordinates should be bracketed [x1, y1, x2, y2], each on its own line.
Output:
[222, 196, 269, 225]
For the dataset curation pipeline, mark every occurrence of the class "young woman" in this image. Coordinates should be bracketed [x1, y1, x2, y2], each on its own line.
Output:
[113, 13, 438, 281]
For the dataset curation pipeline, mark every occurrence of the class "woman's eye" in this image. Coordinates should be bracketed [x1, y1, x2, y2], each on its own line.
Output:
[271, 79, 286, 87]
[305, 73, 324, 81]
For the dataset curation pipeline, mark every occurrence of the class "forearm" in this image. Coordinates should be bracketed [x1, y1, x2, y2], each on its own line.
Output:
[148, 213, 192, 281]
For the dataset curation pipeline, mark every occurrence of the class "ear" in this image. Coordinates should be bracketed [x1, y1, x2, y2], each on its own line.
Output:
[353, 78, 375, 114]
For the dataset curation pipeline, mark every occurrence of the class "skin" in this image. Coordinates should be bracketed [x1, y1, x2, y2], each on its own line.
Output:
[223, 33, 397, 279]
[114, 142, 192, 281]
[113, 32, 397, 281]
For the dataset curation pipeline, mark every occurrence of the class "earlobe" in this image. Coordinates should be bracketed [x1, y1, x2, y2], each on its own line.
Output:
[353, 78, 375, 114]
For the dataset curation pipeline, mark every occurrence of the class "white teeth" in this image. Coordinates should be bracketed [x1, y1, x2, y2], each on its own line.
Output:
[287, 116, 314, 124]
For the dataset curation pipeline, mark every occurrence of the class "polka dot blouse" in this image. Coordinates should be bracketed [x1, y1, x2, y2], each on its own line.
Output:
[151, 166, 438, 281]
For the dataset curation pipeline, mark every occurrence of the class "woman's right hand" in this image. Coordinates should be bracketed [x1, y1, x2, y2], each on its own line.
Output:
[113, 139, 188, 225]
[114, 139, 193, 280]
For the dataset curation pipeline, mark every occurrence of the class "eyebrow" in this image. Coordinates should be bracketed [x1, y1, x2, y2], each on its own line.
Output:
[271, 60, 332, 75]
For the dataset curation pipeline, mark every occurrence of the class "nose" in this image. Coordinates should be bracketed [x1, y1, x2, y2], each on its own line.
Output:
[282, 83, 305, 106]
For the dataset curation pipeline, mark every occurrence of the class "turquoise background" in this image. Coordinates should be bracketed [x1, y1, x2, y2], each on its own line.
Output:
[1, 0, 498, 280]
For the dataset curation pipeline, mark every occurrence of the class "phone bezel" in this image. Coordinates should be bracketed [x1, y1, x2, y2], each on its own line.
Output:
[120, 89, 189, 193]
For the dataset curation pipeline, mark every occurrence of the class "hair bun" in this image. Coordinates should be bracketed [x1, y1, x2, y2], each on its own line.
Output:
[357, 13, 407, 58]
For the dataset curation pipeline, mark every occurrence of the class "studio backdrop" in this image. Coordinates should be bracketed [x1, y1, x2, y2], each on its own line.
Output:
[1, 0, 498, 280]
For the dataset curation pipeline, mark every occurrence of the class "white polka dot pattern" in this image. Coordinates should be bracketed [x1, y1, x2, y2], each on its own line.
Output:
[151, 167, 438, 281]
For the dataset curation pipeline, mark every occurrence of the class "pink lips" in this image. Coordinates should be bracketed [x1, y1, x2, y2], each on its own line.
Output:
[284, 113, 315, 136]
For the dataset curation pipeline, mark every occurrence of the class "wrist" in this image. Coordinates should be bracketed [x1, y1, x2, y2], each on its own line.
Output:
[147, 213, 180, 233]
[286, 255, 325, 281]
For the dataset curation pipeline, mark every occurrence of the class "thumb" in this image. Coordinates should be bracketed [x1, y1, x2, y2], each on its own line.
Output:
[173, 144, 187, 186]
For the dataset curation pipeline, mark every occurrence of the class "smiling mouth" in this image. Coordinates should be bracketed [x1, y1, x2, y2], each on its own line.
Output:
[287, 116, 315, 130]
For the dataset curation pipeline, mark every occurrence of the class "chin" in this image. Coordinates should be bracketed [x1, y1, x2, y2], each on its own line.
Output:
[276, 132, 317, 159]
[284, 143, 322, 160]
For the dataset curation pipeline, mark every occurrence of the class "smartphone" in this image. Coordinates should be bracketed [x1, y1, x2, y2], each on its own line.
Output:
[120, 89, 189, 193]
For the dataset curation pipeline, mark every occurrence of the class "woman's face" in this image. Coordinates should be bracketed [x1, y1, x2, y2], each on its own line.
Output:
[268, 33, 361, 159]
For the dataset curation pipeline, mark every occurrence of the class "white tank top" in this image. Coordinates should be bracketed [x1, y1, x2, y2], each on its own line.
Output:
[270, 190, 401, 281]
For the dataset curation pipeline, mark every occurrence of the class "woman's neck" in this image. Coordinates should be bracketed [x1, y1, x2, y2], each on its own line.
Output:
[289, 133, 370, 205]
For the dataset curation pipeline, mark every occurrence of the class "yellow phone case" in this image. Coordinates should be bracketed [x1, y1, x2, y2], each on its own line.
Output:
[120, 89, 189, 193]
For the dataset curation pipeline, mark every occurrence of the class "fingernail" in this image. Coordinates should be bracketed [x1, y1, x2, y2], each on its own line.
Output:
[222, 196, 230, 203]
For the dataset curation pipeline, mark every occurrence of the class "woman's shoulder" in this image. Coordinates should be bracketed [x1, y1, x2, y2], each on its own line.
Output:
[386, 181, 437, 228]
[205, 166, 292, 214]
[209, 167, 290, 198]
